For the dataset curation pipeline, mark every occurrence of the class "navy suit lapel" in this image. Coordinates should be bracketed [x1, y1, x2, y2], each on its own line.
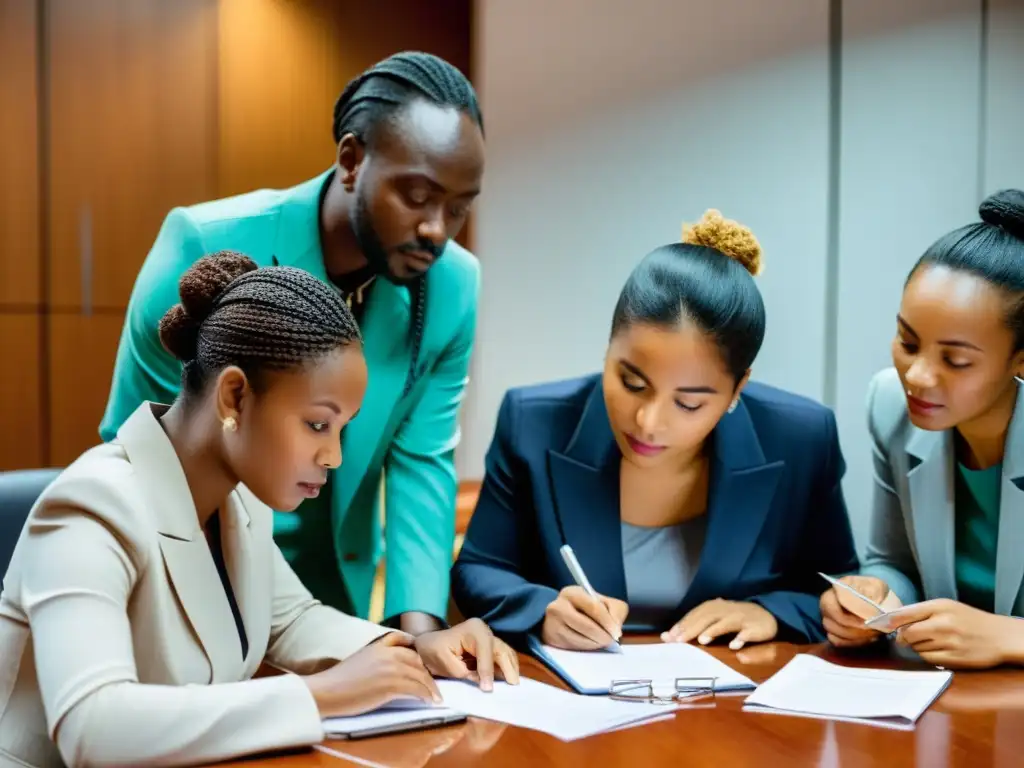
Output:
[681, 400, 784, 612]
[547, 381, 628, 601]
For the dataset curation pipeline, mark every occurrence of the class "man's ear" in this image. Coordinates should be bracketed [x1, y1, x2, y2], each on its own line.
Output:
[337, 133, 365, 192]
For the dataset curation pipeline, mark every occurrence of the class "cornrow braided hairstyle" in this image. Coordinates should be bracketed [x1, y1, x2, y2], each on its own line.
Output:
[332, 51, 483, 397]
[158, 251, 362, 398]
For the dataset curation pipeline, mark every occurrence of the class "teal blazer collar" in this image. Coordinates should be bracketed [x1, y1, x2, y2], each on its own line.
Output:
[272, 169, 332, 281]
[267, 169, 416, 526]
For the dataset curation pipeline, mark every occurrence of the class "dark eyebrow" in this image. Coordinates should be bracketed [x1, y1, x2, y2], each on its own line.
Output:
[619, 360, 719, 394]
[897, 315, 983, 351]
[897, 316, 919, 337]
[403, 173, 479, 199]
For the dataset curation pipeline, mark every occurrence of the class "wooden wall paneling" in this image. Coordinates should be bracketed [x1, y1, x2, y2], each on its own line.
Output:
[46, 0, 218, 312]
[217, 0, 360, 197]
[0, 315, 43, 471]
[47, 312, 125, 467]
[0, 0, 41, 308]
[217, 0, 473, 231]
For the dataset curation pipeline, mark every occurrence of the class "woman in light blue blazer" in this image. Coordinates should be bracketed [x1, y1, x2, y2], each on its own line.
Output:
[821, 189, 1024, 669]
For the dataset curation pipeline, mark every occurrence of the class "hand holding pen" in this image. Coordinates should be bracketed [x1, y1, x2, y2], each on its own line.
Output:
[541, 546, 629, 652]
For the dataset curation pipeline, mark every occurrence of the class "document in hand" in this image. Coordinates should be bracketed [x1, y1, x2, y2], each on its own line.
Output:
[528, 636, 756, 694]
[434, 678, 675, 741]
[743, 654, 952, 730]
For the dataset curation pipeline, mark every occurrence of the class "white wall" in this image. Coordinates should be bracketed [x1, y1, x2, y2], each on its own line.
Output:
[835, 0, 984, 549]
[463, 0, 1023, 554]
[985, 0, 1024, 195]
[463, 0, 833, 477]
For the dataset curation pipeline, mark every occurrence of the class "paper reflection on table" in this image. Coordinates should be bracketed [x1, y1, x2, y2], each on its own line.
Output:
[320, 719, 509, 768]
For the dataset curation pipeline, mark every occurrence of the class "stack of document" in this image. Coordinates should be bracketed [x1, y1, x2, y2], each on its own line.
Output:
[743, 654, 952, 730]
[324, 677, 675, 742]
[528, 637, 757, 694]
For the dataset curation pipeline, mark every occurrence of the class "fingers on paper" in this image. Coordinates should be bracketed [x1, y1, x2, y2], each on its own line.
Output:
[495, 641, 520, 685]
[696, 615, 744, 646]
[460, 620, 496, 691]
[664, 603, 722, 644]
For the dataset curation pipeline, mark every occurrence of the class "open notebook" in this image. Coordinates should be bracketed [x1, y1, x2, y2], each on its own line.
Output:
[743, 654, 952, 730]
[527, 636, 756, 695]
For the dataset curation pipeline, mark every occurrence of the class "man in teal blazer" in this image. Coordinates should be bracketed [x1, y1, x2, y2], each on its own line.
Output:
[99, 52, 484, 635]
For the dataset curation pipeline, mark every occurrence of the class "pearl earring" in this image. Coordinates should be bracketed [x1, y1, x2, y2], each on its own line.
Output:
[222, 416, 238, 433]
[728, 400, 738, 414]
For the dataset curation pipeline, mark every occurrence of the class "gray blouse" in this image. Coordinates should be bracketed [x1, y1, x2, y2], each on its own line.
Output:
[621, 516, 708, 629]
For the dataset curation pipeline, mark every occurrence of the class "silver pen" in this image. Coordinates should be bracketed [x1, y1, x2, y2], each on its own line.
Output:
[559, 544, 623, 652]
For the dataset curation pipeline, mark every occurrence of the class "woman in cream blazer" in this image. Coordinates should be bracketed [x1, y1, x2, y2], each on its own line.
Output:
[821, 190, 1024, 670]
[0, 252, 516, 768]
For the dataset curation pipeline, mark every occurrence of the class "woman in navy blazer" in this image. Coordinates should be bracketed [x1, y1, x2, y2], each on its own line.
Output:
[452, 210, 859, 651]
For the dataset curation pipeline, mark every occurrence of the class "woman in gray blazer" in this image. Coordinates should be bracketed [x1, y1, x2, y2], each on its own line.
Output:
[0, 252, 517, 768]
[821, 189, 1024, 670]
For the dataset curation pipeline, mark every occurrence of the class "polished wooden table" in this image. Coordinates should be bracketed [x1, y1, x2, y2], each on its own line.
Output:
[226, 640, 1024, 768]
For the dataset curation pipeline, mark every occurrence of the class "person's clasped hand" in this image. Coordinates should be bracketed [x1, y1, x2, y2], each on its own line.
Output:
[661, 598, 778, 650]
[541, 586, 629, 650]
[819, 575, 901, 647]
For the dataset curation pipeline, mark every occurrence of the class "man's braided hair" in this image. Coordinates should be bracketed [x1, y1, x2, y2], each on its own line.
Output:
[332, 51, 482, 396]
[159, 250, 361, 397]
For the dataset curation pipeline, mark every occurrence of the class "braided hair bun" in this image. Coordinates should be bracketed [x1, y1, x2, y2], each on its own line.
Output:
[682, 209, 763, 277]
[979, 189, 1024, 240]
[159, 251, 257, 362]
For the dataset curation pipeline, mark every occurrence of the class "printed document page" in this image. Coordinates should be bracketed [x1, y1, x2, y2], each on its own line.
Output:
[744, 654, 952, 730]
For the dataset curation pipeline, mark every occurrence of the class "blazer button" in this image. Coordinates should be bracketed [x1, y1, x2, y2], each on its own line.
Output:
[342, 553, 359, 562]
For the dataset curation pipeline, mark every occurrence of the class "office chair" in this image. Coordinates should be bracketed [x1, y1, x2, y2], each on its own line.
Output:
[0, 469, 62, 578]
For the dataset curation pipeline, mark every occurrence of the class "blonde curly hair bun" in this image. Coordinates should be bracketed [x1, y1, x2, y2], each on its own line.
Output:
[681, 209, 763, 276]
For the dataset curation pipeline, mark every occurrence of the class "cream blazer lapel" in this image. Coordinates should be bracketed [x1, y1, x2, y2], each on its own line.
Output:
[116, 405, 247, 683]
[220, 487, 268, 674]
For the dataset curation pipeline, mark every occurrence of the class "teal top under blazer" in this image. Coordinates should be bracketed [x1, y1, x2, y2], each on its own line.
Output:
[99, 169, 480, 621]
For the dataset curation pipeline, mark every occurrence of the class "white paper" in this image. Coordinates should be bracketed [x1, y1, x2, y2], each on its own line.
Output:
[432, 677, 675, 741]
[743, 654, 952, 729]
[540, 642, 756, 692]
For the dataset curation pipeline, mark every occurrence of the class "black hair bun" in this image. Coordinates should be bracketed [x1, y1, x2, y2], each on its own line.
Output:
[158, 250, 257, 362]
[979, 189, 1024, 240]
